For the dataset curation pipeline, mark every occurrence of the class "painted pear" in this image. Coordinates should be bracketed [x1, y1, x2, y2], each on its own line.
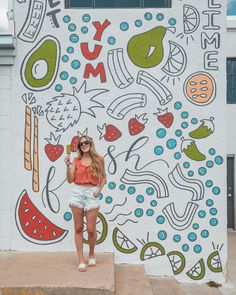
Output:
[127, 26, 166, 68]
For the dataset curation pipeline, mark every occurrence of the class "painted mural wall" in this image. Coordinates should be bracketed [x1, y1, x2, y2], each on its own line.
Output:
[11, 0, 227, 283]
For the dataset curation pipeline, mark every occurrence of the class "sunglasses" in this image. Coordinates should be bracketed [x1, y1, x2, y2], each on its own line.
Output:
[79, 141, 90, 147]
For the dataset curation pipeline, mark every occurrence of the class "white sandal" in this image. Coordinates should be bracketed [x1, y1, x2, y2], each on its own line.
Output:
[88, 258, 96, 267]
[77, 263, 87, 272]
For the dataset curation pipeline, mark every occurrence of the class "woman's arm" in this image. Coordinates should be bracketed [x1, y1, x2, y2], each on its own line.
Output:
[94, 158, 106, 197]
[65, 157, 76, 183]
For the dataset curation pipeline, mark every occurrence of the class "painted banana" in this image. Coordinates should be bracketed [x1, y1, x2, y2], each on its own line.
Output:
[189, 117, 215, 139]
[181, 137, 206, 161]
[107, 93, 147, 120]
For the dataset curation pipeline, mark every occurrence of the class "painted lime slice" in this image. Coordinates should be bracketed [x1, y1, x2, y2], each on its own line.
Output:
[112, 227, 138, 254]
[140, 242, 165, 261]
[167, 251, 186, 275]
[162, 41, 187, 77]
[207, 250, 223, 273]
[186, 258, 205, 280]
[183, 4, 200, 34]
[83, 212, 108, 245]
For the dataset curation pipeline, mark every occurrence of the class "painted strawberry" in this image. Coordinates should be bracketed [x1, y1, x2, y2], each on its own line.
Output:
[154, 108, 174, 128]
[97, 124, 122, 141]
[128, 113, 148, 136]
[44, 132, 64, 162]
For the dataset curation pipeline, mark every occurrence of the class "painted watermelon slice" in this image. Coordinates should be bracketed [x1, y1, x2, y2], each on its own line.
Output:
[15, 189, 68, 245]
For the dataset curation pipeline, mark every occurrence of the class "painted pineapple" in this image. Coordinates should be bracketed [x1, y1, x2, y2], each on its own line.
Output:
[45, 81, 107, 132]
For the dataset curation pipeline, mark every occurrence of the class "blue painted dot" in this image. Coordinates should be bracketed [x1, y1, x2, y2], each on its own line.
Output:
[136, 195, 144, 203]
[194, 244, 202, 253]
[174, 152, 181, 160]
[156, 215, 165, 224]
[166, 139, 177, 149]
[175, 129, 182, 137]
[144, 12, 153, 20]
[81, 26, 88, 34]
[210, 208, 218, 215]
[210, 218, 218, 226]
[212, 186, 221, 195]
[198, 167, 207, 176]
[98, 193, 103, 200]
[55, 84, 62, 92]
[135, 208, 143, 217]
[215, 156, 223, 165]
[188, 232, 197, 242]
[82, 14, 91, 22]
[209, 148, 216, 155]
[70, 34, 79, 43]
[62, 55, 69, 62]
[108, 182, 116, 190]
[154, 146, 164, 155]
[108, 36, 116, 45]
[68, 23, 76, 32]
[146, 209, 154, 216]
[71, 60, 81, 69]
[191, 118, 198, 125]
[169, 18, 177, 25]
[174, 101, 182, 110]
[183, 162, 190, 168]
[156, 13, 164, 21]
[205, 180, 213, 188]
[206, 161, 214, 168]
[135, 19, 142, 27]
[156, 128, 166, 138]
[119, 184, 126, 190]
[146, 187, 154, 195]
[120, 22, 129, 31]
[60, 71, 68, 80]
[69, 77, 77, 84]
[128, 186, 136, 194]
[158, 230, 167, 240]
[206, 199, 214, 207]
[193, 223, 199, 230]
[63, 15, 71, 23]
[188, 170, 194, 177]
[67, 46, 74, 54]
[181, 122, 189, 129]
[173, 234, 181, 242]
[64, 212, 72, 221]
[198, 210, 206, 218]
[105, 196, 113, 204]
[181, 111, 189, 119]
[201, 229, 209, 238]
[182, 244, 189, 252]
[150, 200, 157, 207]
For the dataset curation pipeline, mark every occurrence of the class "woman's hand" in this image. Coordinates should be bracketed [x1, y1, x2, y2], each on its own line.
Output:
[64, 156, 71, 167]
[93, 189, 101, 198]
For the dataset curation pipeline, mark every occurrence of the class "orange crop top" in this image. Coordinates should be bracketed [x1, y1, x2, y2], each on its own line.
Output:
[74, 156, 104, 186]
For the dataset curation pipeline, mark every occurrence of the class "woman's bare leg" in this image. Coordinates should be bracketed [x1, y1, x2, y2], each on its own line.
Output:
[85, 208, 99, 260]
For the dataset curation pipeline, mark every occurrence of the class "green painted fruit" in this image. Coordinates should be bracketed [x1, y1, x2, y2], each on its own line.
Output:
[207, 250, 223, 273]
[127, 26, 166, 68]
[186, 258, 206, 280]
[112, 227, 138, 254]
[21, 35, 60, 91]
[140, 242, 165, 261]
[167, 251, 186, 275]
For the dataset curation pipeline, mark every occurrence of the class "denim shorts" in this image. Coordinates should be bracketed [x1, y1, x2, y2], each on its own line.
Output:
[69, 184, 100, 211]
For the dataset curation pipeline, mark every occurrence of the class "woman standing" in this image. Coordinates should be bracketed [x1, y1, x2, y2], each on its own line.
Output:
[64, 135, 106, 272]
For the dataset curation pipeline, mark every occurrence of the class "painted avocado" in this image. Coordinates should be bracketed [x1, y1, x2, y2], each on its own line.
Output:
[127, 26, 166, 68]
[21, 35, 60, 91]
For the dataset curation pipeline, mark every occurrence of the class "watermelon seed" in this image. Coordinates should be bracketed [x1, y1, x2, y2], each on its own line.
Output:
[39, 235, 42, 239]
[44, 226, 47, 230]
[33, 229, 37, 234]
[38, 219, 42, 224]
[32, 215, 36, 220]
[24, 201, 28, 205]
[52, 231, 56, 237]
[24, 208, 30, 213]
[25, 222, 29, 227]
